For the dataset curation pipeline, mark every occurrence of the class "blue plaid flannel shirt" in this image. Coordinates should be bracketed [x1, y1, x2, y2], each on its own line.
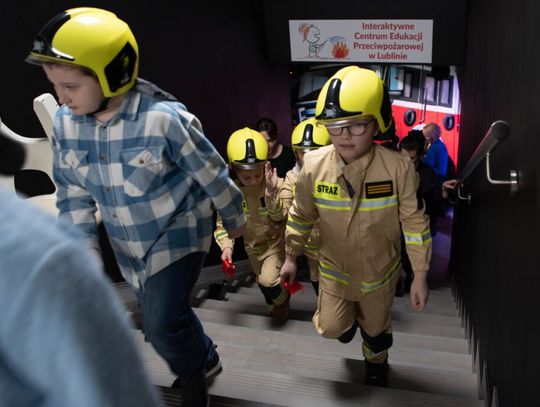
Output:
[51, 86, 245, 288]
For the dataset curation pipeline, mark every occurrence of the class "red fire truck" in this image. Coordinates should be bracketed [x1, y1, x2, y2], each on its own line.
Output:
[292, 64, 461, 165]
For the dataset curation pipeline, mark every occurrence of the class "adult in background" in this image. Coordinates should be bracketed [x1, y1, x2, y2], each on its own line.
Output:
[422, 122, 449, 183]
[255, 117, 296, 178]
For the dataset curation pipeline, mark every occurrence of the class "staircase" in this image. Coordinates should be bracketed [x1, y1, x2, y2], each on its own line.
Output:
[117, 270, 481, 406]
[114, 212, 482, 406]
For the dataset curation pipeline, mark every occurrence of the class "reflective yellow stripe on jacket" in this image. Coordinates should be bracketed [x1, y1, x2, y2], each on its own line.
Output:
[304, 243, 319, 257]
[319, 260, 350, 285]
[357, 195, 398, 212]
[214, 229, 229, 240]
[403, 228, 432, 246]
[360, 257, 401, 293]
[286, 215, 314, 235]
[313, 184, 398, 213]
[313, 181, 351, 210]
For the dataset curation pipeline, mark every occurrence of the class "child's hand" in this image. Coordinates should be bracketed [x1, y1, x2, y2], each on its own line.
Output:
[221, 247, 233, 263]
[279, 256, 298, 285]
[410, 276, 429, 311]
[265, 162, 278, 196]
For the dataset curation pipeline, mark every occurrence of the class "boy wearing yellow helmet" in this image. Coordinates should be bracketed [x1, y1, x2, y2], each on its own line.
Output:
[280, 66, 431, 387]
[279, 118, 331, 294]
[215, 128, 291, 323]
[27, 8, 246, 404]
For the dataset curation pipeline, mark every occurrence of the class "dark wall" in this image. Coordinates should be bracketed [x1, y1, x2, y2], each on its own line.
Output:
[452, 0, 540, 405]
[0, 1, 294, 154]
[0, 1, 293, 270]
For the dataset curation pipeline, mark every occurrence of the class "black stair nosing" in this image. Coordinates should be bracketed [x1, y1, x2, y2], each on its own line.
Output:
[199, 321, 474, 372]
[193, 307, 469, 354]
[195, 296, 466, 340]
[208, 341, 478, 400]
[220, 290, 462, 327]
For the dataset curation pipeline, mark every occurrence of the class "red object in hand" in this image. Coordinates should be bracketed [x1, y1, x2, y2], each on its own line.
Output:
[284, 280, 304, 295]
[222, 259, 236, 277]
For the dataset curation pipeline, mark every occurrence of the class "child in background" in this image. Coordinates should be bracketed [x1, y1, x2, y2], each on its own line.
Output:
[397, 130, 440, 293]
[214, 128, 290, 323]
[280, 118, 330, 294]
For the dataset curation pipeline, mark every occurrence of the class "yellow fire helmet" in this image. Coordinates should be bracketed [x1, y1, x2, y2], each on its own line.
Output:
[291, 117, 331, 153]
[227, 128, 268, 170]
[26, 7, 139, 97]
[315, 66, 393, 133]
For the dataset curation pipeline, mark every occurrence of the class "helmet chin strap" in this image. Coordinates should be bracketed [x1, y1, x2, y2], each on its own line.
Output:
[90, 97, 111, 115]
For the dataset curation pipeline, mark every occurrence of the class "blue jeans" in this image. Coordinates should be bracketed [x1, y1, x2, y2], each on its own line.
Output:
[141, 252, 217, 377]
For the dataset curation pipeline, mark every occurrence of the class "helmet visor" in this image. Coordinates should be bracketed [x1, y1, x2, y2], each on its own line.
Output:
[26, 34, 75, 65]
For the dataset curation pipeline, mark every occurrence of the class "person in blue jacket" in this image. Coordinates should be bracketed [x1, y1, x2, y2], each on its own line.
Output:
[422, 122, 449, 183]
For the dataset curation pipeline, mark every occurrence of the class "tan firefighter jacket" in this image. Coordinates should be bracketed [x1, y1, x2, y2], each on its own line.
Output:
[214, 178, 287, 261]
[281, 164, 321, 261]
[286, 144, 431, 301]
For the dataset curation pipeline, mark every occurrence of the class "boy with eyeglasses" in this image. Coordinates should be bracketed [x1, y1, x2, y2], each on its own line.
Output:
[280, 66, 431, 387]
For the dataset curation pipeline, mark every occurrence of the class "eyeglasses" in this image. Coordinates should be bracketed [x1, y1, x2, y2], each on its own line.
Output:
[325, 119, 375, 136]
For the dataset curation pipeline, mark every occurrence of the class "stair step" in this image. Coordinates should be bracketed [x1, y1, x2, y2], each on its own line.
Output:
[137, 331, 480, 407]
[209, 366, 482, 406]
[159, 386, 284, 407]
[233, 282, 455, 301]
[219, 342, 477, 399]
[201, 321, 473, 371]
[218, 288, 462, 326]
[193, 307, 470, 354]
[195, 294, 465, 339]
[232, 285, 459, 317]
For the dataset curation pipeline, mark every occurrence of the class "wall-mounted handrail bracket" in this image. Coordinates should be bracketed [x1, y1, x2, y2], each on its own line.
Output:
[456, 185, 471, 203]
[485, 152, 519, 194]
[454, 120, 518, 203]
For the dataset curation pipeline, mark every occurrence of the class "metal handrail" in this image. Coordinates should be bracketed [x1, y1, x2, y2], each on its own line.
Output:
[451, 120, 518, 202]
[459, 120, 510, 182]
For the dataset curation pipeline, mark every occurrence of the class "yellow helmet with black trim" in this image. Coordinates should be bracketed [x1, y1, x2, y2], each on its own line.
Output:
[227, 128, 268, 170]
[26, 7, 138, 97]
[291, 118, 330, 153]
[315, 66, 393, 133]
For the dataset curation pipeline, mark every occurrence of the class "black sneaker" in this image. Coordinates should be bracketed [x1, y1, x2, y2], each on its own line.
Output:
[338, 321, 358, 343]
[205, 350, 222, 380]
[170, 370, 209, 406]
[171, 349, 222, 388]
[364, 359, 389, 387]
